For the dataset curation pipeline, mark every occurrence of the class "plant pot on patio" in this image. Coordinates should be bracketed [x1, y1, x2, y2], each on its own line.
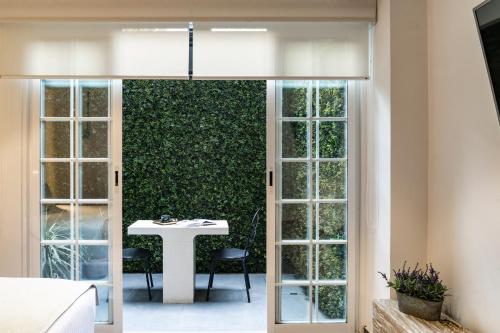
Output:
[396, 292, 443, 321]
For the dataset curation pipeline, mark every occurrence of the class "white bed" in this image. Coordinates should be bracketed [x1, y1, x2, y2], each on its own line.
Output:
[0, 277, 97, 333]
[48, 287, 96, 333]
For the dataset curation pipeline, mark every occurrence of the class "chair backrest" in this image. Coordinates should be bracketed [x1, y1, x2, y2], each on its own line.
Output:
[244, 208, 262, 256]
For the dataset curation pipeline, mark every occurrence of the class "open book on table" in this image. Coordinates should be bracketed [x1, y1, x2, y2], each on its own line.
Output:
[180, 219, 218, 227]
[153, 219, 218, 227]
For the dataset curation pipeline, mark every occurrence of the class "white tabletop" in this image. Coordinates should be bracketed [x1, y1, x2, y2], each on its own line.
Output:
[128, 219, 229, 238]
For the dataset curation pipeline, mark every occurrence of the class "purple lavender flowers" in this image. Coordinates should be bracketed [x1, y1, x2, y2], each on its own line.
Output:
[379, 262, 449, 302]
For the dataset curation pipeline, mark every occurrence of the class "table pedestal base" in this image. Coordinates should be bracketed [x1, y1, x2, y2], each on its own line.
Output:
[162, 237, 196, 303]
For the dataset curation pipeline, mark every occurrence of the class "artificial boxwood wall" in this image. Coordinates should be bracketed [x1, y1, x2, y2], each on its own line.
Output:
[122, 80, 267, 273]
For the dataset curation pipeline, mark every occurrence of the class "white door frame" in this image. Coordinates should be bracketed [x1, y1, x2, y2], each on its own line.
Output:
[266, 80, 277, 333]
[26, 78, 359, 333]
[266, 80, 360, 333]
[28, 79, 41, 277]
[101, 79, 123, 333]
[27, 79, 123, 333]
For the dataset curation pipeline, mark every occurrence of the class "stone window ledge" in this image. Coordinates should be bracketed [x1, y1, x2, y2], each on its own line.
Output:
[373, 299, 471, 333]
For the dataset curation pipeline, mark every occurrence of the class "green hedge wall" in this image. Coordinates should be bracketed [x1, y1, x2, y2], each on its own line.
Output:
[122, 80, 267, 273]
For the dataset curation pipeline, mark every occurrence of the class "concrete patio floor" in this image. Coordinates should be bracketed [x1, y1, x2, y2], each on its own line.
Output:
[123, 273, 267, 332]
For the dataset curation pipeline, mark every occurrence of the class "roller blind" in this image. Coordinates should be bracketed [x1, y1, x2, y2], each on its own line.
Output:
[0, 22, 189, 78]
[193, 22, 370, 79]
[0, 21, 371, 78]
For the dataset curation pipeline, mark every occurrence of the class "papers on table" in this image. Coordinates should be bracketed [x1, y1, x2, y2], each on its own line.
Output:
[177, 219, 219, 227]
[153, 219, 220, 227]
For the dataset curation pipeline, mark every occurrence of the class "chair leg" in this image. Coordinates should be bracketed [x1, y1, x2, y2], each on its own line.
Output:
[206, 259, 216, 301]
[149, 272, 154, 288]
[242, 260, 250, 303]
[146, 256, 154, 288]
[146, 272, 152, 301]
[208, 260, 216, 289]
[243, 260, 251, 289]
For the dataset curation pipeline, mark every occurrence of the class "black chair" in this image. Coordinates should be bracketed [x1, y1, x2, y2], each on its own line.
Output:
[123, 248, 154, 301]
[206, 208, 262, 303]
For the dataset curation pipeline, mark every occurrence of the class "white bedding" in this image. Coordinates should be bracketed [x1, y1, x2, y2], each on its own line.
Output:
[48, 288, 96, 333]
[0, 278, 96, 333]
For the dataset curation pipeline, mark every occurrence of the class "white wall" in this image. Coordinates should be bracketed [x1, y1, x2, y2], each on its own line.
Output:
[390, 0, 428, 272]
[0, 79, 29, 277]
[359, 0, 391, 330]
[427, 1, 500, 332]
[359, 0, 429, 330]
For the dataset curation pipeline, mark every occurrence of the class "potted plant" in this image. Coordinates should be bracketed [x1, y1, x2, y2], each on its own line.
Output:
[379, 262, 449, 321]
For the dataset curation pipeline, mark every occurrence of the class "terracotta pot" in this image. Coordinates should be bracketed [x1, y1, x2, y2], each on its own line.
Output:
[397, 292, 443, 321]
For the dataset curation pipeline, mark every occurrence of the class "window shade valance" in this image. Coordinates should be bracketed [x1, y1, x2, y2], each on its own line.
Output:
[0, 21, 371, 79]
[0, 0, 377, 22]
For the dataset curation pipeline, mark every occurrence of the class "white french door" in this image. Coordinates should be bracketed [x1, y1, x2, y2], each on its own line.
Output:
[29, 77, 356, 333]
[266, 80, 359, 333]
[31, 79, 122, 332]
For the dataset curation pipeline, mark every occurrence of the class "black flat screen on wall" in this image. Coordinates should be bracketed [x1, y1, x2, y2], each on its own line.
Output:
[475, 0, 500, 124]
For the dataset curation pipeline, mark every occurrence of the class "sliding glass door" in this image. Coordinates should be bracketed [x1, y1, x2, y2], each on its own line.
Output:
[38, 79, 122, 331]
[267, 80, 358, 333]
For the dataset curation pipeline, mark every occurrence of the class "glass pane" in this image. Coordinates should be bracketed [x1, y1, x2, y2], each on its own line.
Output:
[281, 204, 309, 240]
[41, 244, 73, 279]
[43, 80, 71, 117]
[42, 122, 71, 158]
[42, 162, 71, 199]
[80, 245, 109, 281]
[277, 80, 351, 326]
[319, 81, 347, 117]
[95, 286, 112, 323]
[282, 162, 308, 199]
[314, 285, 346, 322]
[279, 286, 309, 323]
[80, 121, 108, 158]
[318, 121, 346, 158]
[80, 81, 109, 117]
[80, 162, 108, 199]
[315, 161, 347, 199]
[41, 204, 71, 240]
[315, 244, 347, 280]
[282, 81, 308, 117]
[79, 204, 109, 240]
[318, 203, 347, 240]
[282, 121, 308, 158]
[39, 80, 113, 327]
[281, 245, 309, 281]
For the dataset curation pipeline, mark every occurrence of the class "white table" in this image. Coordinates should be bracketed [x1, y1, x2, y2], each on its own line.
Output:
[127, 219, 229, 303]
